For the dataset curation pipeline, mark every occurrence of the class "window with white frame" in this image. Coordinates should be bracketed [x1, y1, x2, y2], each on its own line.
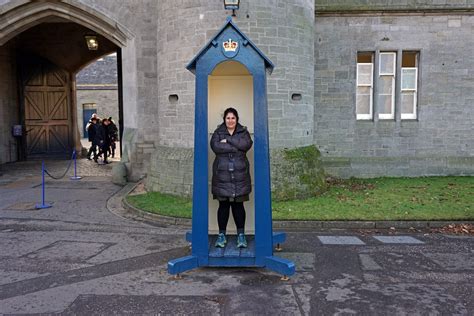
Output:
[401, 51, 419, 119]
[356, 52, 374, 120]
[378, 52, 396, 120]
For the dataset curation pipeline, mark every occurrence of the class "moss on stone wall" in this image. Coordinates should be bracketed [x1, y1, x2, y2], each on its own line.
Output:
[283, 144, 320, 161]
[146, 145, 328, 201]
[271, 145, 327, 201]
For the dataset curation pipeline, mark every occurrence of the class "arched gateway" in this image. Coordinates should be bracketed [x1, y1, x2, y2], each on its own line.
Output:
[0, 1, 131, 161]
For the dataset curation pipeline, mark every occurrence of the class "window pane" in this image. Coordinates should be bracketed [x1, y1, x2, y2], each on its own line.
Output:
[380, 53, 395, 75]
[379, 76, 393, 94]
[357, 86, 371, 116]
[357, 86, 372, 118]
[378, 95, 392, 114]
[401, 68, 417, 90]
[402, 52, 418, 67]
[401, 92, 415, 114]
[357, 64, 373, 86]
[358, 52, 373, 63]
[357, 86, 371, 115]
[356, 94, 370, 115]
[358, 86, 370, 95]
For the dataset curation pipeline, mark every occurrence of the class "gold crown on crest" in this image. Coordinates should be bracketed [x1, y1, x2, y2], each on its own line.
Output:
[223, 39, 238, 52]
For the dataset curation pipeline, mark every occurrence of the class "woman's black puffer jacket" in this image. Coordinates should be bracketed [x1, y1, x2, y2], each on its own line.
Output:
[211, 123, 253, 200]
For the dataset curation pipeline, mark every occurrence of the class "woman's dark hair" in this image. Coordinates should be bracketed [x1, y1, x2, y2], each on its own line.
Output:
[223, 107, 239, 123]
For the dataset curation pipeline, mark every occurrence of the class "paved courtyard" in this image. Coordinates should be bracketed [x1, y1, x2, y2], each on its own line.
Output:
[0, 159, 473, 315]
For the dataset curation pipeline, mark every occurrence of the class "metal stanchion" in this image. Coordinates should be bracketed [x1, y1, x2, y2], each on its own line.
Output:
[70, 150, 82, 180]
[35, 161, 52, 209]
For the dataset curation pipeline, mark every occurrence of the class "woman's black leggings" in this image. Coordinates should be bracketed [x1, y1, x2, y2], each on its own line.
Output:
[217, 200, 246, 233]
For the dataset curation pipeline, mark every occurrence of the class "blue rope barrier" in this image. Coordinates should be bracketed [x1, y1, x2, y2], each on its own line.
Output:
[36, 150, 83, 209]
[70, 150, 82, 180]
[44, 151, 75, 180]
[35, 160, 52, 209]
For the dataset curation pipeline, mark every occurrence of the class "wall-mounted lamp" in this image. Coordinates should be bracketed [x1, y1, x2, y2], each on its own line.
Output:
[224, 0, 240, 17]
[85, 35, 99, 50]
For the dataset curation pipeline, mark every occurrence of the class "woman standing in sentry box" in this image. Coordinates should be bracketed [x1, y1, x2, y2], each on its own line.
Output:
[210, 107, 253, 249]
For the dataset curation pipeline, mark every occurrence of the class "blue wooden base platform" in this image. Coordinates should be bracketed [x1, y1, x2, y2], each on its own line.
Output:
[168, 233, 295, 277]
[185, 231, 287, 246]
[209, 235, 255, 266]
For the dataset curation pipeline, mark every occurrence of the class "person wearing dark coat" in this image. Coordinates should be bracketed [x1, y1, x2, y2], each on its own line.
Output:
[94, 118, 111, 164]
[107, 117, 118, 158]
[86, 117, 98, 160]
[210, 107, 253, 248]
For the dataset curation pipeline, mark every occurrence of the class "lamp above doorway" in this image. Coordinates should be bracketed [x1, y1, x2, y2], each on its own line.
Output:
[223, 0, 240, 16]
[85, 35, 99, 50]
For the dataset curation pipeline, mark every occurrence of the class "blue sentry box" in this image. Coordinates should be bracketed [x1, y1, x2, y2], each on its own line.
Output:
[167, 17, 294, 278]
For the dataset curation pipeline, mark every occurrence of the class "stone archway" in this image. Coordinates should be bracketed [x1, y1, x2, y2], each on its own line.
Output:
[0, 1, 133, 160]
[0, 1, 130, 47]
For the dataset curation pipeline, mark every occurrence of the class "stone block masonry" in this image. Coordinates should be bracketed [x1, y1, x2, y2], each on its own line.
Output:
[1, 0, 473, 192]
[146, 146, 326, 200]
[314, 12, 474, 178]
[156, 0, 315, 149]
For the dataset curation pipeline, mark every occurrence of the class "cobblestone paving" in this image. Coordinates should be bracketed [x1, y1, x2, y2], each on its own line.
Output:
[0, 156, 120, 185]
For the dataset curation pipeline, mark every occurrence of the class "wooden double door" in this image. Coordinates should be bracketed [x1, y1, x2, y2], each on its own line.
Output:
[21, 57, 72, 158]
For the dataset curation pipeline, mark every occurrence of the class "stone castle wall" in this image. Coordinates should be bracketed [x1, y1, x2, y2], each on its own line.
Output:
[0, 0, 473, 196]
[149, 0, 319, 197]
[314, 13, 474, 177]
[155, 0, 315, 149]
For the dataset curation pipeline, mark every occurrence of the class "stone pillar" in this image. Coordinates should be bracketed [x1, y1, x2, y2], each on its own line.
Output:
[0, 42, 19, 163]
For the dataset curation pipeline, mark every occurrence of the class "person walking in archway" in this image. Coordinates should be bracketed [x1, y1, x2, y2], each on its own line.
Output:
[95, 118, 111, 164]
[86, 117, 98, 161]
[108, 117, 118, 158]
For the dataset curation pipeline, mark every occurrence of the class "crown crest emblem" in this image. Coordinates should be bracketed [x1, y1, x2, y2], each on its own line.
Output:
[223, 39, 238, 52]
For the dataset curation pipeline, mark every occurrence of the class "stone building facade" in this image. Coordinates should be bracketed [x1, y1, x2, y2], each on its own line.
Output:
[0, 1, 472, 197]
[314, 1, 474, 178]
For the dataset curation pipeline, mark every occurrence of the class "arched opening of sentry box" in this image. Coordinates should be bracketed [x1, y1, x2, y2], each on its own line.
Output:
[207, 60, 255, 235]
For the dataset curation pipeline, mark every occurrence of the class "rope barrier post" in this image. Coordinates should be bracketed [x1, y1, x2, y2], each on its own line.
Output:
[70, 149, 82, 180]
[36, 161, 52, 209]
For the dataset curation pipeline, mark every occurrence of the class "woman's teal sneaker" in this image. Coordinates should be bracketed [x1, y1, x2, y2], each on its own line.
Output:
[215, 233, 227, 248]
[237, 233, 247, 248]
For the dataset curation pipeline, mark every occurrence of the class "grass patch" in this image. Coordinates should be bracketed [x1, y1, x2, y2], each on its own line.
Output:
[126, 192, 192, 218]
[126, 176, 474, 221]
[273, 177, 474, 220]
